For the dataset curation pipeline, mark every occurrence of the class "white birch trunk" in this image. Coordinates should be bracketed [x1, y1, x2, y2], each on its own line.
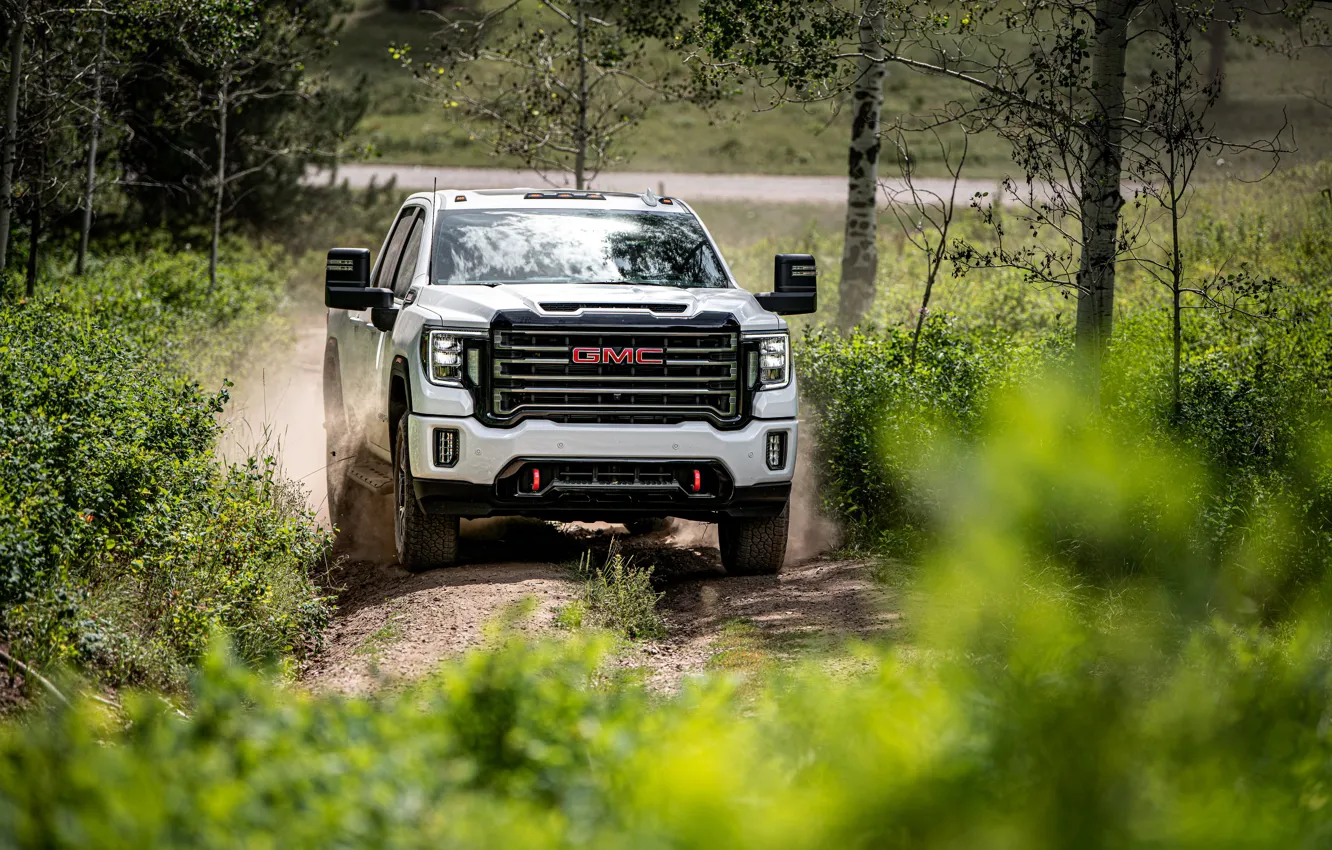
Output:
[210, 73, 228, 292]
[836, 0, 885, 331]
[76, 20, 107, 276]
[573, 0, 588, 190]
[1074, 0, 1135, 365]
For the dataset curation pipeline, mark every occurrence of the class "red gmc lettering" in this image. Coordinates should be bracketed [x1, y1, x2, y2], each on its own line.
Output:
[571, 347, 664, 365]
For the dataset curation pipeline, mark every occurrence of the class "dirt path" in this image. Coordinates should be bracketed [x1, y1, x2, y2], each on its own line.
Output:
[301, 519, 898, 694]
[224, 319, 897, 693]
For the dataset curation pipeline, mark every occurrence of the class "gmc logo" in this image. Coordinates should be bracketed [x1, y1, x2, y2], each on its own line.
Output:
[572, 347, 663, 365]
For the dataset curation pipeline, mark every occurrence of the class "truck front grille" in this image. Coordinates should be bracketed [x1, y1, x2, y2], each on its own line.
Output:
[490, 329, 741, 423]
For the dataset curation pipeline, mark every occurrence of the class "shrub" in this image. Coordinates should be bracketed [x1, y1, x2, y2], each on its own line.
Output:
[0, 247, 331, 691]
[794, 317, 1022, 550]
[6, 384, 1332, 846]
[573, 547, 666, 641]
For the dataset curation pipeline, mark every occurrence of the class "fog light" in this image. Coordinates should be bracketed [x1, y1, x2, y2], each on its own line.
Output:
[765, 432, 787, 470]
[434, 428, 459, 467]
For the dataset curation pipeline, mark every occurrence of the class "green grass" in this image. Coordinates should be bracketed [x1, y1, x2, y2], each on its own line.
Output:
[324, 5, 1332, 177]
[354, 610, 408, 661]
[570, 547, 666, 641]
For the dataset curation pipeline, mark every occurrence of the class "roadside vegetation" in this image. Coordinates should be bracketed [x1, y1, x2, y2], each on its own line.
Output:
[332, 0, 1332, 178]
[558, 544, 667, 641]
[5, 0, 1332, 842]
[0, 248, 332, 696]
[8, 349, 1332, 844]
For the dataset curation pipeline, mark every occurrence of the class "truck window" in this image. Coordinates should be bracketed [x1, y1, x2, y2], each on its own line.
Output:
[392, 214, 424, 299]
[430, 209, 730, 289]
[373, 207, 418, 291]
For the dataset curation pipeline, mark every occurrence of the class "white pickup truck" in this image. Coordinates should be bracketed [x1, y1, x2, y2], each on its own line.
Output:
[323, 188, 816, 574]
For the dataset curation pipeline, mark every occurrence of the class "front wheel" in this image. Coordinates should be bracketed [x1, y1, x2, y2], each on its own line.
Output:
[394, 413, 459, 571]
[718, 502, 789, 576]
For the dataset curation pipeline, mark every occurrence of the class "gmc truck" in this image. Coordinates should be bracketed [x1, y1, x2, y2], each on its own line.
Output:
[323, 188, 816, 575]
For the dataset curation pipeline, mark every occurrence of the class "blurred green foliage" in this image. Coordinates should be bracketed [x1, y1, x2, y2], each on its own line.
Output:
[5, 371, 1332, 845]
[0, 248, 331, 692]
[796, 164, 1332, 572]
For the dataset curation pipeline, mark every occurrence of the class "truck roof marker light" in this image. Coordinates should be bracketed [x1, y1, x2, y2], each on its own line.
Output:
[523, 191, 606, 200]
[454, 195, 467, 202]
[692, 469, 701, 493]
[660, 197, 674, 205]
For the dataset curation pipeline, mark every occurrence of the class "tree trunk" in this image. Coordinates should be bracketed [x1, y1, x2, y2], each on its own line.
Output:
[836, 0, 885, 331]
[76, 20, 107, 277]
[1073, 0, 1135, 371]
[1207, 20, 1227, 97]
[0, 10, 24, 274]
[573, 0, 588, 190]
[23, 152, 39, 298]
[210, 74, 228, 292]
[1170, 183, 1183, 419]
[910, 273, 934, 365]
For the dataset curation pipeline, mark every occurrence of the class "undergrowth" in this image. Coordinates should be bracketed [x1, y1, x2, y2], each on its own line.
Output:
[563, 543, 666, 641]
[0, 246, 331, 694]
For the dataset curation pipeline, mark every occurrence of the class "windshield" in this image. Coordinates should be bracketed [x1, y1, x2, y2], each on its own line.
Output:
[430, 209, 731, 288]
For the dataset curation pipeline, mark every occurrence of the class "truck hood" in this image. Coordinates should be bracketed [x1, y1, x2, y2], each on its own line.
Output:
[410, 283, 785, 332]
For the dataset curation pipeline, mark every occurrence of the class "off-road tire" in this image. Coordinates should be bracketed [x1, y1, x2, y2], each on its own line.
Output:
[394, 412, 459, 571]
[718, 502, 789, 576]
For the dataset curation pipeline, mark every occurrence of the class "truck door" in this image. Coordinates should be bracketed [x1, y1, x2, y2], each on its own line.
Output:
[366, 207, 426, 452]
[347, 204, 420, 449]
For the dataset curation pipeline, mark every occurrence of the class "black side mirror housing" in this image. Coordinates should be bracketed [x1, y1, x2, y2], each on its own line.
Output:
[325, 248, 393, 310]
[755, 253, 817, 315]
[370, 307, 398, 332]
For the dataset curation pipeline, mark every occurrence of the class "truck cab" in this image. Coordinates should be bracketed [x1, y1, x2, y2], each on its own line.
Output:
[323, 188, 816, 574]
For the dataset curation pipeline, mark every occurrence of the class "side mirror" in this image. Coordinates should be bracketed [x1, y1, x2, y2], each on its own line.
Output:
[755, 253, 817, 315]
[325, 248, 393, 310]
[370, 307, 398, 332]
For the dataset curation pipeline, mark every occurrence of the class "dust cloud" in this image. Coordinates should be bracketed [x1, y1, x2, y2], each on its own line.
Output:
[219, 315, 839, 568]
[217, 319, 332, 525]
[785, 425, 840, 563]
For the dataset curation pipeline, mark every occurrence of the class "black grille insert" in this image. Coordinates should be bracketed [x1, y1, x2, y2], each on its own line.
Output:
[490, 328, 740, 422]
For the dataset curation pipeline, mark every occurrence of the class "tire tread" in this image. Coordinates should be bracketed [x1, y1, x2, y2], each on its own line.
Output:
[718, 502, 789, 575]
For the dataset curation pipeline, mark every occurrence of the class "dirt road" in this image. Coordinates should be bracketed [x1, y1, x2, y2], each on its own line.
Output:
[310, 163, 1010, 206]
[302, 522, 897, 693]
[224, 319, 896, 693]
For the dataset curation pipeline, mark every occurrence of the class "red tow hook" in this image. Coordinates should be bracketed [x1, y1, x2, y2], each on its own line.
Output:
[691, 468, 701, 493]
[531, 468, 541, 492]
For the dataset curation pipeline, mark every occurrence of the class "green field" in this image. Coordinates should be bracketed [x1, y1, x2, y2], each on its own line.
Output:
[326, 3, 1332, 177]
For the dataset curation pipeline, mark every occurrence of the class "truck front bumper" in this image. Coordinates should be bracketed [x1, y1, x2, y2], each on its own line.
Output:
[406, 415, 797, 520]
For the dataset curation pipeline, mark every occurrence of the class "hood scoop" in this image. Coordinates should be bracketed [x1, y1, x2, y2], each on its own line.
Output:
[539, 302, 688, 314]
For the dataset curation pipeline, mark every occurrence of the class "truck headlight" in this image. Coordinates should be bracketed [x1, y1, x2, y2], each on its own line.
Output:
[422, 331, 465, 386]
[750, 334, 790, 391]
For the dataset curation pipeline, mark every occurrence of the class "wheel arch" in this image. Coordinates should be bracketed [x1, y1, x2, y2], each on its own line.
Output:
[389, 355, 411, 449]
